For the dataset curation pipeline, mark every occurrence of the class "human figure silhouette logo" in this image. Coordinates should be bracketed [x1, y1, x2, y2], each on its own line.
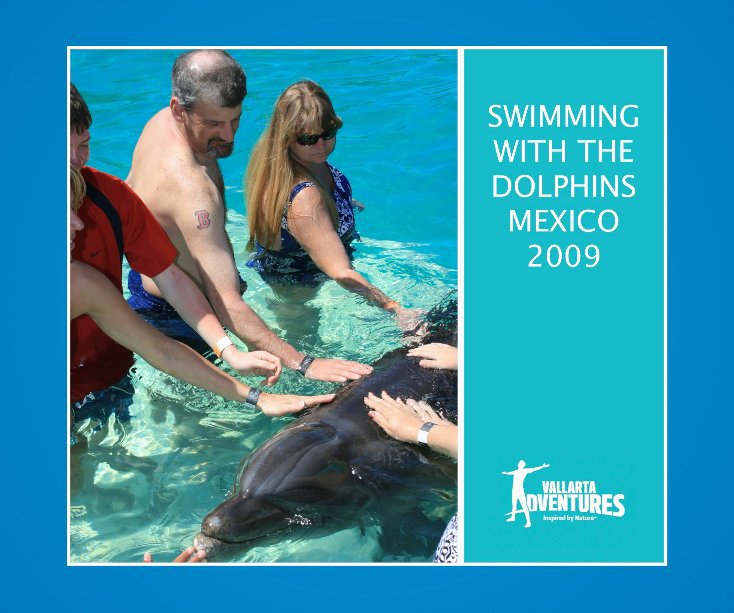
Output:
[502, 460, 550, 528]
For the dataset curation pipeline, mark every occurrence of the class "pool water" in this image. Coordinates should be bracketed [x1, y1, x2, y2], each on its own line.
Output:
[69, 49, 457, 563]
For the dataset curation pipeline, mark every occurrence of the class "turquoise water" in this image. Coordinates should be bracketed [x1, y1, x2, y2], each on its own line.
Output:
[69, 49, 457, 563]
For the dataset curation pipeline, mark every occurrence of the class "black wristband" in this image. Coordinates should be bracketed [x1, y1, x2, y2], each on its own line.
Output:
[245, 387, 262, 407]
[297, 354, 315, 376]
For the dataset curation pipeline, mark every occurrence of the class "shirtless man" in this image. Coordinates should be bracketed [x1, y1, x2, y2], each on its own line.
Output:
[126, 50, 372, 383]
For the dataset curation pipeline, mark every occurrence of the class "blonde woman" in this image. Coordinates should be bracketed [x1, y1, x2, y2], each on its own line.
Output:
[246, 80, 422, 332]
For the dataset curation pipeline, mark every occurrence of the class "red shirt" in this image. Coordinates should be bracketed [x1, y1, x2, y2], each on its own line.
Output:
[70, 166, 177, 402]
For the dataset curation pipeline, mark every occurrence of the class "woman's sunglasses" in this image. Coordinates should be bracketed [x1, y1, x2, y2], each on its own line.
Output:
[296, 129, 338, 146]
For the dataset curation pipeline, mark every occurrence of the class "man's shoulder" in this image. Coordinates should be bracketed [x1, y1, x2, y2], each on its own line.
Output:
[136, 140, 216, 197]
[131, 111, 222, 216]
[158, 158, 223, 213]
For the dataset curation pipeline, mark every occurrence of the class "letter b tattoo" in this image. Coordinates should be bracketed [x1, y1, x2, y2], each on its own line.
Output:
[195, 210, 211, 229]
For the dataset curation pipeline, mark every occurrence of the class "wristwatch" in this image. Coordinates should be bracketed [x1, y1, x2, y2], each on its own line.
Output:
[297, 354, 315, 376]
[245, 387, 262, 407]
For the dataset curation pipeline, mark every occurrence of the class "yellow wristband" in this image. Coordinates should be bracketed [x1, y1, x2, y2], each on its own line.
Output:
[213, 336, 234, 358]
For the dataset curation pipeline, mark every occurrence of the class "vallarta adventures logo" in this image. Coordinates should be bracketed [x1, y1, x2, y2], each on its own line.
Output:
[501, 460, 626, 528]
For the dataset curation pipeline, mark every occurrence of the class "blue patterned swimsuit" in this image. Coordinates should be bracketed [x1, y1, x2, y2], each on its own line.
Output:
[247, 163, 360, 285]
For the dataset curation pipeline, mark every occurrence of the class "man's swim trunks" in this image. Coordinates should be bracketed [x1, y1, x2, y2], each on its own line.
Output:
[246, 163, 360, 285]
[70, 166, 177, 402]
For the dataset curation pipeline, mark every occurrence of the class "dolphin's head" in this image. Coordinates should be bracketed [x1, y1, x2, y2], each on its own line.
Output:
[200, 494, 288, 544]
[199, 420, 356, 550]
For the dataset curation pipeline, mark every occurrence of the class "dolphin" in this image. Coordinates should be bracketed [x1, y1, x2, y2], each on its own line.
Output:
[194, 298, 457, 561]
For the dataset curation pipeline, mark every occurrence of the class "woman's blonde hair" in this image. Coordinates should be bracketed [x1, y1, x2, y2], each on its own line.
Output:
[246, 80, 343, 250]
[70, 165, 86, 211]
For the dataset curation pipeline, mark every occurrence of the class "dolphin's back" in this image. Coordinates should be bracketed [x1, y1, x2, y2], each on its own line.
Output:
[236, 325, 457, 500]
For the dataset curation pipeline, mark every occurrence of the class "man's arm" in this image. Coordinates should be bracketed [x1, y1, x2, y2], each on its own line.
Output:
[106, 166, 280, 384]
[168, 176, 372, 383]
[152, 263, 279, 384]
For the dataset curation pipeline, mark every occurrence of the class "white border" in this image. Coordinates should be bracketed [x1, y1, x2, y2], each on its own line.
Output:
[67, 45, 667, 568]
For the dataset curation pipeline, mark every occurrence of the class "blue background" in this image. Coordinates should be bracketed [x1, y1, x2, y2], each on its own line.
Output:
[3, 0, 731, 610]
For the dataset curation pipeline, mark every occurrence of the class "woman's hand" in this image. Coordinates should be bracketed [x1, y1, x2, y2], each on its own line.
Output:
[364, 392, 458, 458]
[364, 392, 445, 443]
[393, 307, 426, 334]
[257, 392, 336, 416]
[407, 343, 458, 371]
[222, 348, 282, 386]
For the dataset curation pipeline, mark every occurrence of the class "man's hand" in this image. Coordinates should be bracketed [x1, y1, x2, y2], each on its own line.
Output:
[257, 392, 336, 416]
[407, 343, 458, 371]
[222, 347, 282, 386]
[304, 358, 373, 383]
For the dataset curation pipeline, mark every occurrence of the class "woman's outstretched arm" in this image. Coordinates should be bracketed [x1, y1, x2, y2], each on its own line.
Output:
[71, 261, 334, 416]
[288, 186, 422, 331]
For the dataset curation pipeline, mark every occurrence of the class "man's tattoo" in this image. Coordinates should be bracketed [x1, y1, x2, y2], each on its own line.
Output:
[195, 210, 211, 229]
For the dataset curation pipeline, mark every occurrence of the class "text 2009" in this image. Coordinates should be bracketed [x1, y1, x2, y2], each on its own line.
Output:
[528, 244, 600, 268]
